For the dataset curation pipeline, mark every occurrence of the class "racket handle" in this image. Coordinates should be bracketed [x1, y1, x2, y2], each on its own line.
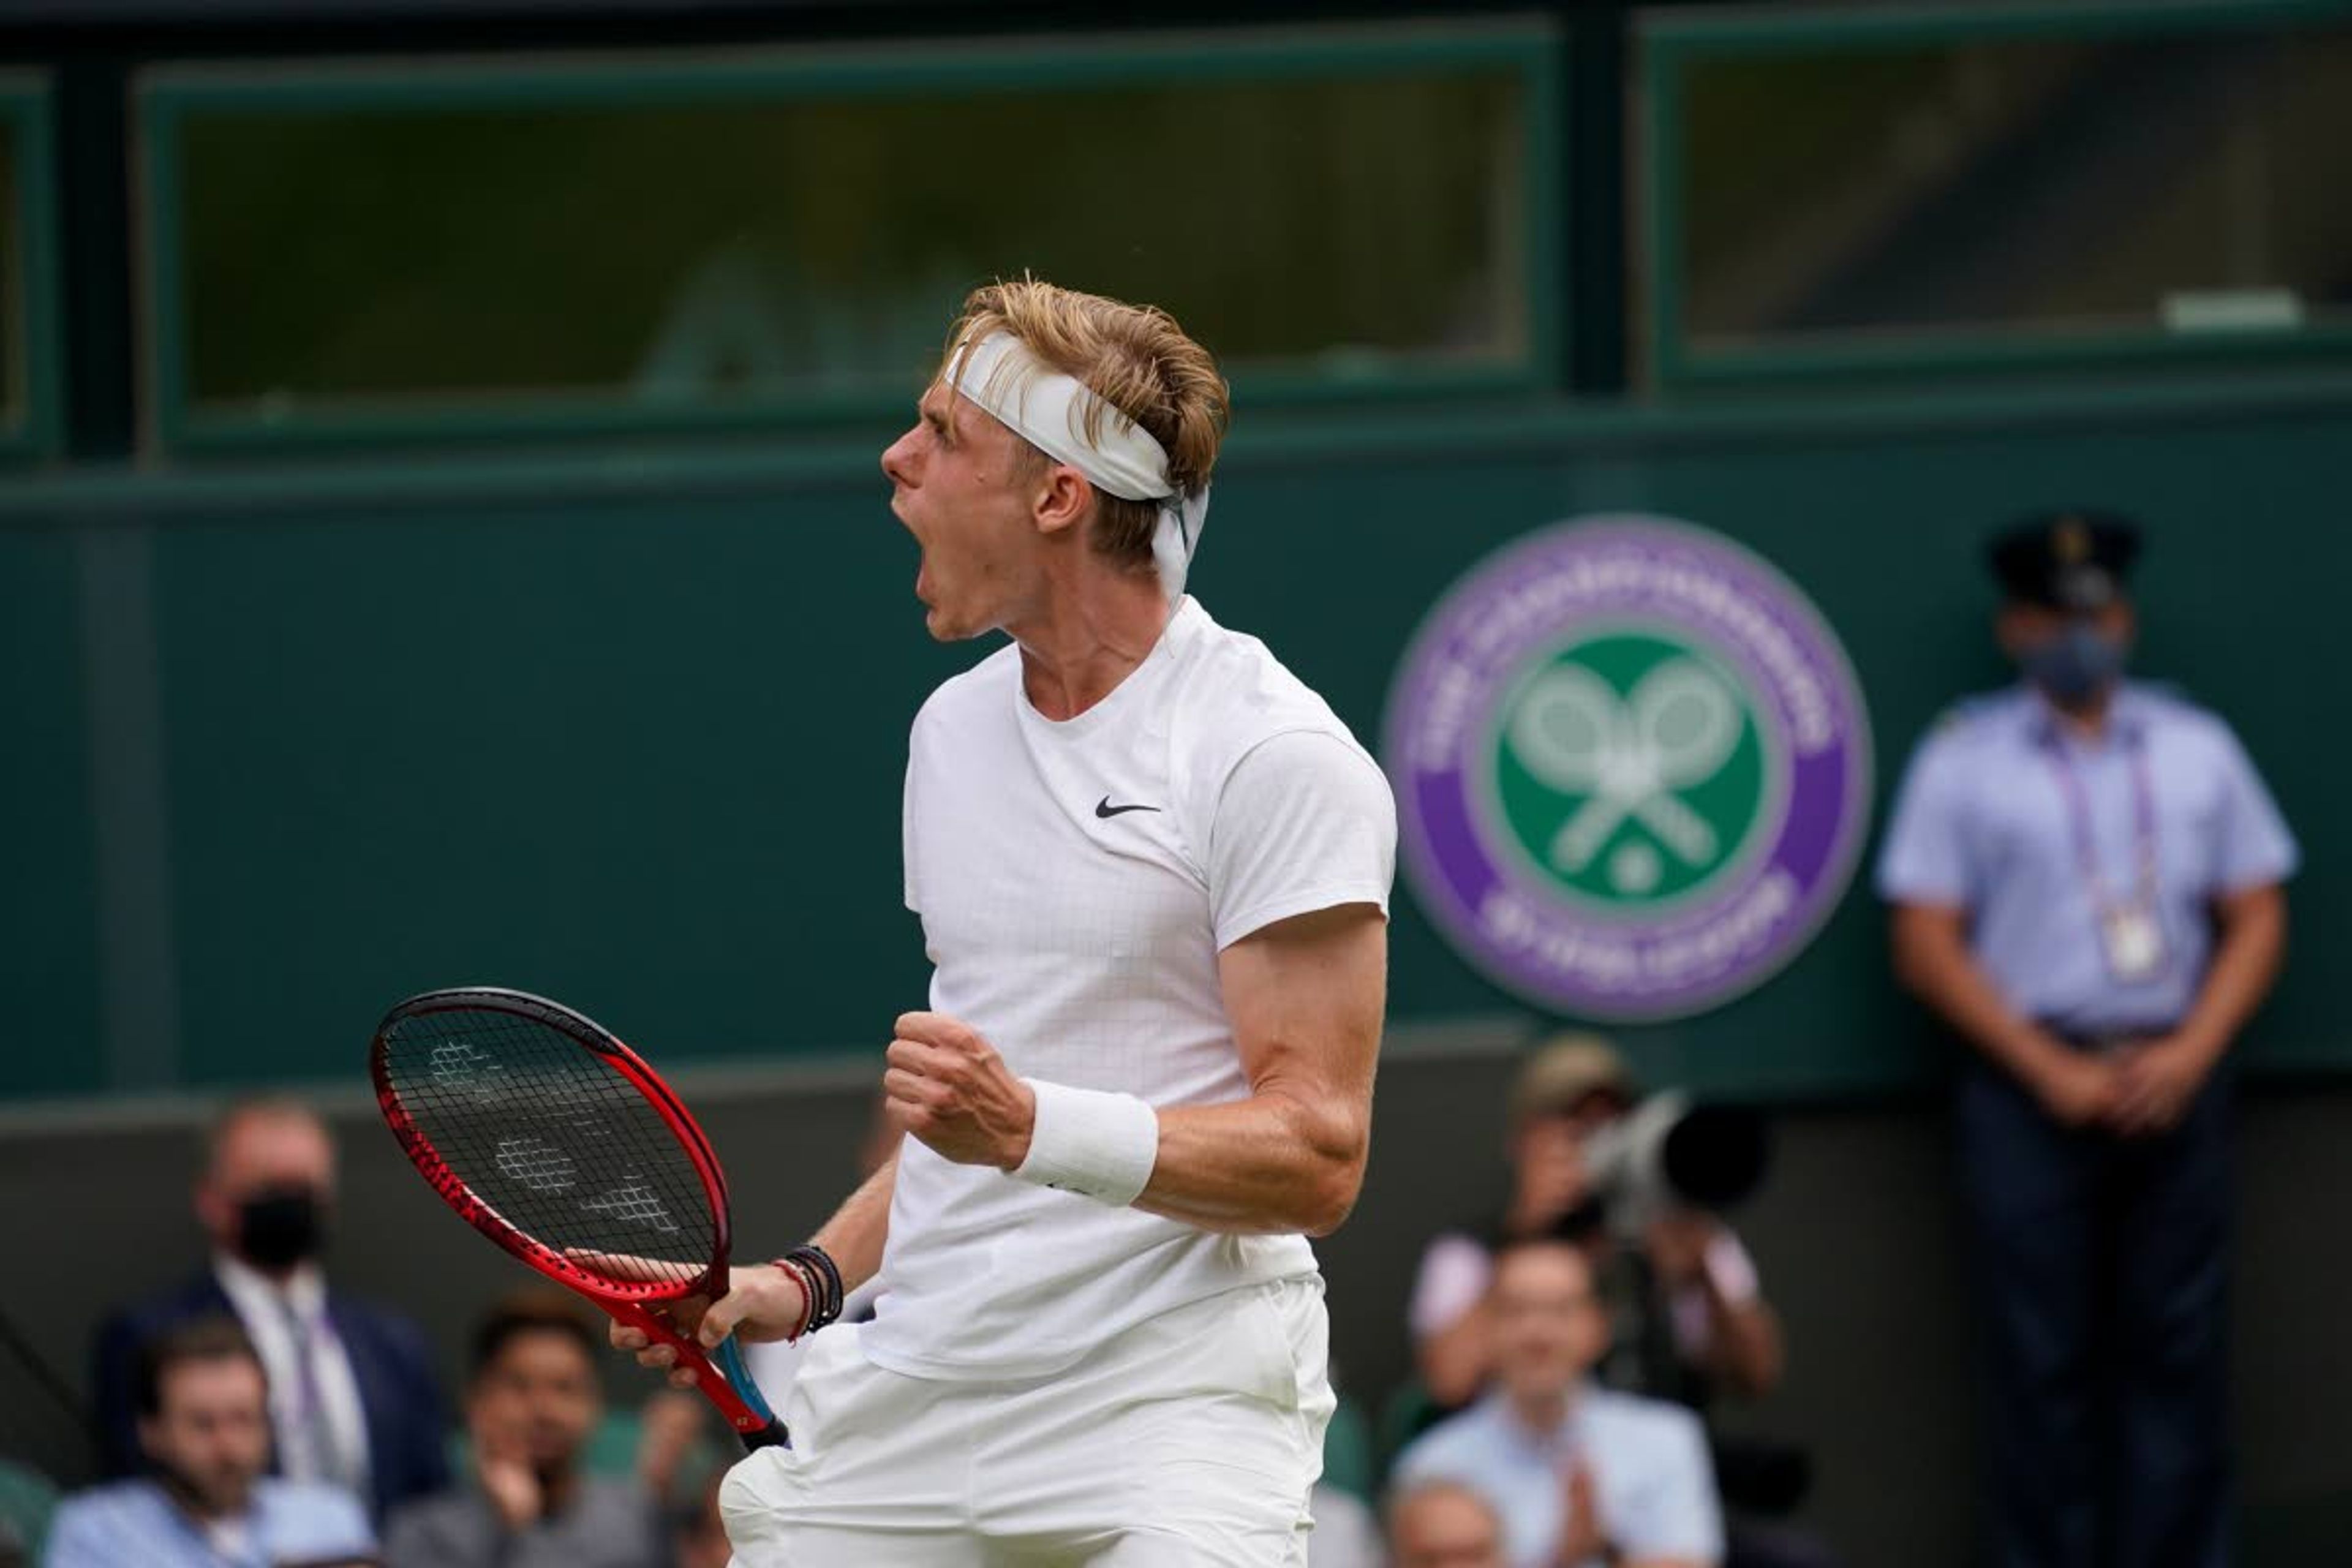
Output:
[609, 1304, 786, 1449]
[738, 1417, 790, 1452]
[709, 1334, 779, 1431]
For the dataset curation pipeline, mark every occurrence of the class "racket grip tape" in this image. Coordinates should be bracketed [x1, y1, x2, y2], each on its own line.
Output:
[609, 1303, 786, 1448]
[710, 1334, 778, 1427]
[712, 1337, 790, 1452]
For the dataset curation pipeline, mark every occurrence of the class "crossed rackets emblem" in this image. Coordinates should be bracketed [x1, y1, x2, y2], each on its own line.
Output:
[1506, 656, 1743, 884]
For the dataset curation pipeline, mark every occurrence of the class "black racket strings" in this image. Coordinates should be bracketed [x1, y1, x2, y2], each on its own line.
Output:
[381, 1008, 715, 1288]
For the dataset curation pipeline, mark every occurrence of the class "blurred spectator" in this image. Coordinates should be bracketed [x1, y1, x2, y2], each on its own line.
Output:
[1310, 1371, 1386, 1567]
[1393, 1237, 1721, 1568]
[1388, 1479, 1507, 1568]
[1880, 511, 2296, 1568]
[0, 1461, 57, 1568]
[1308, 1480, 1384, 1567]
[382, 1290, 665, 1568]
[44, 1316, 375, 1567]
[92, 1097, 448, 1519]
[1409, 1036, 1782, 1414]
[673, 1472, 730, 1568]
[628, 1389, 710, 1513]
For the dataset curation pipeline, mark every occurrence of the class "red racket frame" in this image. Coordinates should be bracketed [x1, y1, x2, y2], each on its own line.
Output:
[370, 987, 780, 1442]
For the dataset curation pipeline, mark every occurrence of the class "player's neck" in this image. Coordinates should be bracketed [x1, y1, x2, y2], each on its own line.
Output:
[1009, 567, 1171, 722]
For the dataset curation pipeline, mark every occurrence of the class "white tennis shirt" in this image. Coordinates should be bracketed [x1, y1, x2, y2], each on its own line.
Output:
[860, 596, 1396, 1382]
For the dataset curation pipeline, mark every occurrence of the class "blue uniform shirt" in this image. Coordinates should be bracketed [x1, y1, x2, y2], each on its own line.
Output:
[1877, 682, 2297, 1034]
[43, 1476, 374, 1568]
[1392, 1386, 1723, 1568]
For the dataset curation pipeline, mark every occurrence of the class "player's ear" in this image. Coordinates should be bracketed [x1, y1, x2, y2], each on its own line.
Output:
[1032, 464, 1090, 539]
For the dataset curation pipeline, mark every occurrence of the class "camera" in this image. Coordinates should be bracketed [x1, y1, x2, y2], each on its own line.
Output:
[1581, 1091, 1773, 1237]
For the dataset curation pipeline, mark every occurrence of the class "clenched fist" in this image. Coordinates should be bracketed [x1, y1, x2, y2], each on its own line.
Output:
[884, 1011, 1036, 1170]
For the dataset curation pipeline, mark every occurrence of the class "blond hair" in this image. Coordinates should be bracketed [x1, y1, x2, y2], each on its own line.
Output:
[943, 278, 1230, 571]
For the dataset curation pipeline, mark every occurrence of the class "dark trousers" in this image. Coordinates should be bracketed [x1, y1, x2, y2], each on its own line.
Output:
[1958, 1057, 2233, 1568]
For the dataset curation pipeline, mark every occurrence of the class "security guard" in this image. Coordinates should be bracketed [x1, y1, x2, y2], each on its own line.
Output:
[1877, 511, 2295, 1568]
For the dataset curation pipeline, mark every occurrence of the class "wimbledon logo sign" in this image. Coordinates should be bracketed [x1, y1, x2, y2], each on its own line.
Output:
[1384, 517, 1872, 1020]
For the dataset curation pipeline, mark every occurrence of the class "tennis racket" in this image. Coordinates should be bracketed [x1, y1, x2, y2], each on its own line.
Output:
[369, 986, 785, 1450]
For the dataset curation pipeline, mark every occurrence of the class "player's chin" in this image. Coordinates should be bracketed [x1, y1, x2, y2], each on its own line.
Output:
[919, 597, 987, 644]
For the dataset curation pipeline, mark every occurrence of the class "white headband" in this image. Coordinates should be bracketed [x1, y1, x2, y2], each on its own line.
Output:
[947, 331, 1209, 604]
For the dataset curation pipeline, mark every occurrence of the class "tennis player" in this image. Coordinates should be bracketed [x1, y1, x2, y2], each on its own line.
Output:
[614, 279, 1395, 1564]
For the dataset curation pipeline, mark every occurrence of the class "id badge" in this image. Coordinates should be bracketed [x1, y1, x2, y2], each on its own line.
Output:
[2100, 905, 2169, 984]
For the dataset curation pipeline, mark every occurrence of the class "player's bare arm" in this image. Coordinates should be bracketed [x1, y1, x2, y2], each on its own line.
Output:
[885, 900, 1386, 1237]
[1142, 902, 1385, 1235]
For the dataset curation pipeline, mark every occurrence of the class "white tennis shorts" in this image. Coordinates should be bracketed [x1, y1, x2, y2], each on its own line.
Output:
[720, 1275, 1334, 1566]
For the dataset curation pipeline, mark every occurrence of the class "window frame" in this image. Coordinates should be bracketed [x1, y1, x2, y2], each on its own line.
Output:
[136, 20, 1567, 458]
[1639, 0, 2352, 390]
[0, 73, 63, 464]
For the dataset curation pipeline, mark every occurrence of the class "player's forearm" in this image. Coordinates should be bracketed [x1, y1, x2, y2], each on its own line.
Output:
[809, 1153, 897, 1292]
[1132, 1089, 1369, 1237]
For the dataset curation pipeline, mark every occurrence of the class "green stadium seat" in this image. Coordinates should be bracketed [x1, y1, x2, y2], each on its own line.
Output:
[0, 1460, 59, 1563]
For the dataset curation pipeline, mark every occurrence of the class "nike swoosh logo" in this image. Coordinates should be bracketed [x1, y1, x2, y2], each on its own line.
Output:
[1095, 796, 1161, 819]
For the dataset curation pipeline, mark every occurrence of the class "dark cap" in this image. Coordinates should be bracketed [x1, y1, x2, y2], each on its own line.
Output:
[1987, 510, 2142, 611]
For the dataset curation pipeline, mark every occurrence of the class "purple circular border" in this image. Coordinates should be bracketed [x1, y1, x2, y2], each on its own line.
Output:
[1383, 516, 1874, 1021]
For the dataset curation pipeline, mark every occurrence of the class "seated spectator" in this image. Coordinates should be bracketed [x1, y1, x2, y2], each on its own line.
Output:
[627, 1389, 712, 1512]
[673, 1472, 730, 1568]
[45, 1316, 376, 1567]
[1411, 1037, 1781, 1414]
[0, 1458, 58, 1568]
[93, 1096, 448, 1519]
[1308, 1378, 1385, 1567]
[1308, 1481, 1384, 1567]
[1388, 1479, 1509, 1568]
[383, 1291, 665, 1568]
[1393, 1238, 1722, 1568]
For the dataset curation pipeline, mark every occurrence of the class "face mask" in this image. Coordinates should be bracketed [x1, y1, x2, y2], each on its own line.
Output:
[2021, 621, 2127, 706]
[235, 1186, 326, 1271]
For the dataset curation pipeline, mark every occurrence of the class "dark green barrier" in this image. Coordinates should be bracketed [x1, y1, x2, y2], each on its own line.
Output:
[1, 527, 99, 1093]
[7, 373, 2349, 1101]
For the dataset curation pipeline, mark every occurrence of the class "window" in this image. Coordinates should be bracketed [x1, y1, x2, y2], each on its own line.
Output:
[1643, 3, 2352, 383]
[0, 77, 60, 458]
[143, 25, 1559, 451]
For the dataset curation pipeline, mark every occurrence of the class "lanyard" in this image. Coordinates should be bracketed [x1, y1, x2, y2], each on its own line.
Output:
[2043, 727, 2159, 914]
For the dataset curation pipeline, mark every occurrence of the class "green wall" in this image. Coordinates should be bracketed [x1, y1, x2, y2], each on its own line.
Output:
[1, 525, 97, 1094]
[7, 373, 2348, 1102]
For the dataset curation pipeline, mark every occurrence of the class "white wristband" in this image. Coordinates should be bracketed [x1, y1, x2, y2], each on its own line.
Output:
[1013, 1079, 1160, 1207]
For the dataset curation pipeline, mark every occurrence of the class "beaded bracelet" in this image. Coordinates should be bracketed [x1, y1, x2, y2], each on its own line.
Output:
[772, 1243, 845, 1336]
